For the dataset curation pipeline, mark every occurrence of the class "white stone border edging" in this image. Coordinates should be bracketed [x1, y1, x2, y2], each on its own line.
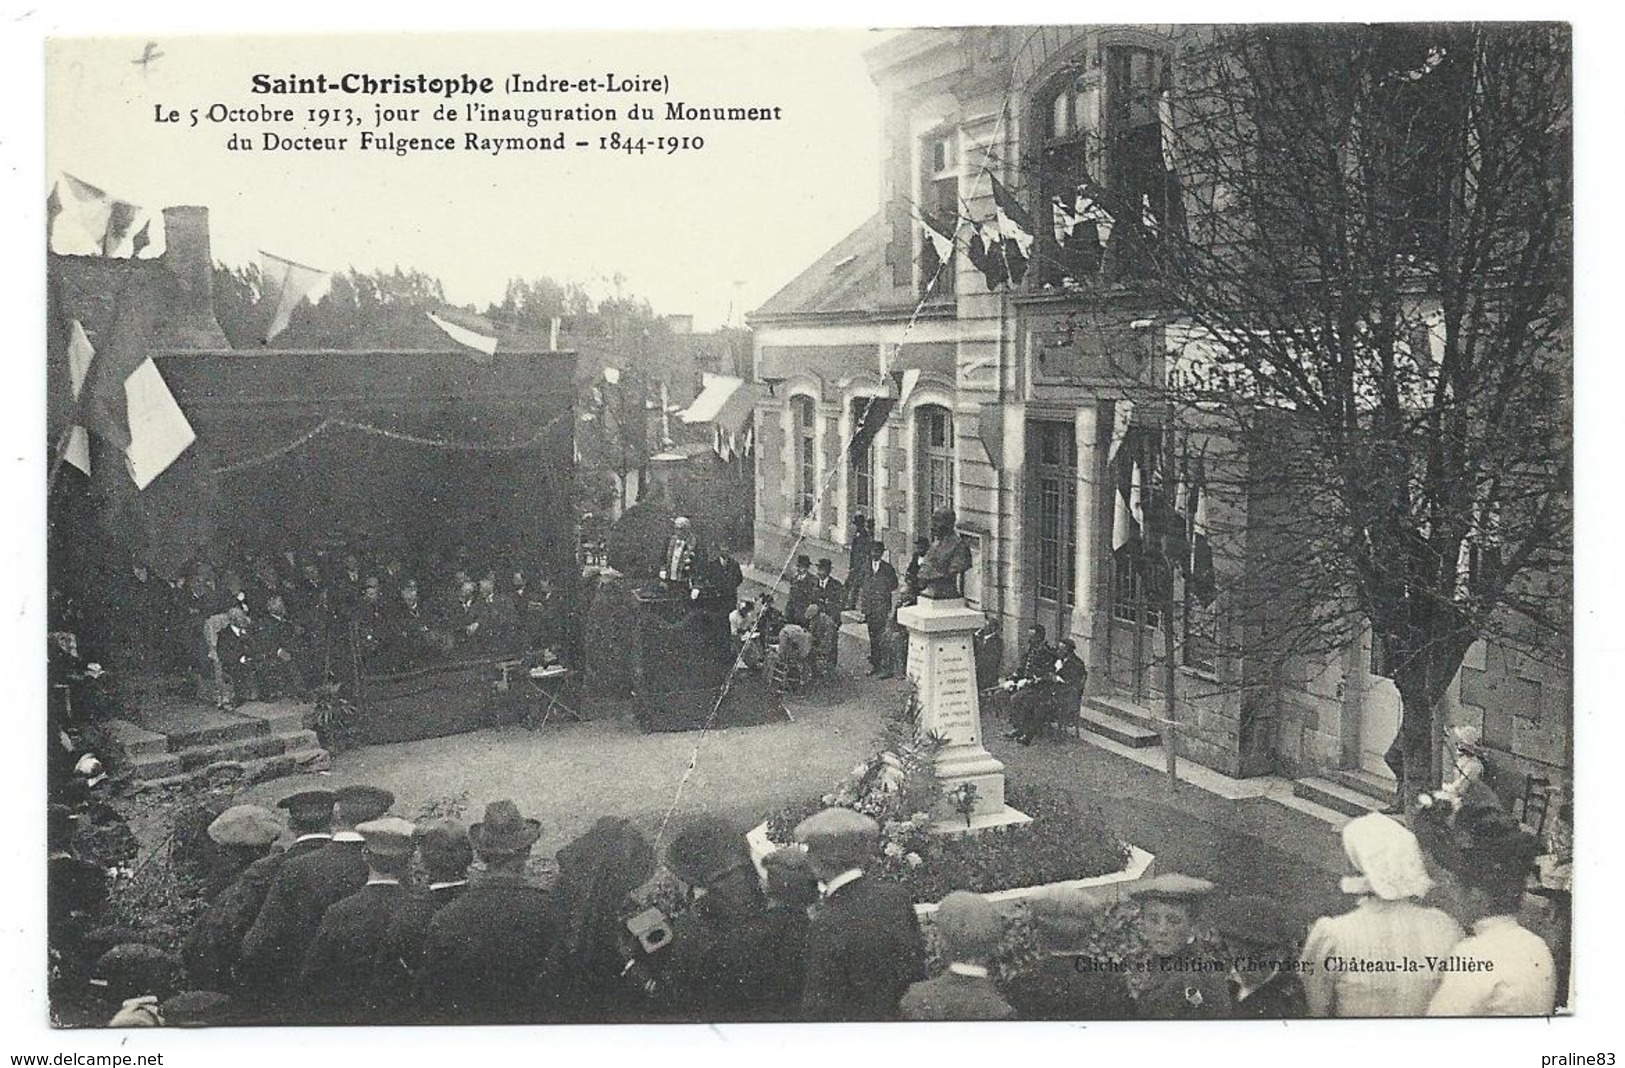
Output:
[746, 821, 1156, 919]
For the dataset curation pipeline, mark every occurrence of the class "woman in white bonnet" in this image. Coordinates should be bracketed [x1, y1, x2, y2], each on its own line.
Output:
[1300, 813, 1464, 1016]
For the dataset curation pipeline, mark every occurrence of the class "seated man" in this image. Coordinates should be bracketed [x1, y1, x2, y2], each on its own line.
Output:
[806, 603, 839, 680]
[767, 620, 811, 689]
[1009, 637, 1087, 745]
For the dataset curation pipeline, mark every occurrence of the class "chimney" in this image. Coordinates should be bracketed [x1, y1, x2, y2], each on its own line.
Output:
[158, 205, 229, 348]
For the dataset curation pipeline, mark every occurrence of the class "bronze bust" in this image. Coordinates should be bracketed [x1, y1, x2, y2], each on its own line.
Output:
[918, 508, 972, 599]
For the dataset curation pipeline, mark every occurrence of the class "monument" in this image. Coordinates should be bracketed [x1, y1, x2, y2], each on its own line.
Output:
[899, 509, 1031, 833]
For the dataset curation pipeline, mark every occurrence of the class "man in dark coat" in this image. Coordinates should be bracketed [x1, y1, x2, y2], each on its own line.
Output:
[472, 575, 517, 654]
[254, 596, 305, 699]
[650, 816, 806, 1022]
[179, 804, 286, 993]
[213, 607, 255, 709]
[417, 800, 557, 1025]
[813, 559, 844, 621]
[784, 555, 818, 626]
[298, 816, 417, 1024]
[794, 807, 925, 1022]
[1013, 636, 1088, 745]
[240, 785, 393, 1003]
[855, 544, 898, 677]
[371, 819, 472, 1018]
[844, 515, 873, 611]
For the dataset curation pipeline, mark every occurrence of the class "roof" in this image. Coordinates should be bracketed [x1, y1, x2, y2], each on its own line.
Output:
[680, 373, 759, 433]
[750, 214, 887, 321]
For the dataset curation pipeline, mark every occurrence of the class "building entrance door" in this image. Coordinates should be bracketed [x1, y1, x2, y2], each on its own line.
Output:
[1028, 420, 1077, 640]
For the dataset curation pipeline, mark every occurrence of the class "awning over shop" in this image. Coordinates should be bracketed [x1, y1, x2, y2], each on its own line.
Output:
[680, 373, 761, 460]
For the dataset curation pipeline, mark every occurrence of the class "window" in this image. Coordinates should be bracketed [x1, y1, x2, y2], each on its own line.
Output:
[1183, 598, 1219, 675]
[1038, 42, 1177, 286]
[915, 405, 954, 535]
[1034, 421, 1078, 608]
[1109, 426, 1168, 628]
[793, 395, 818, 518]
[849, 398, 876, 523]
[919, 132, 958, 298]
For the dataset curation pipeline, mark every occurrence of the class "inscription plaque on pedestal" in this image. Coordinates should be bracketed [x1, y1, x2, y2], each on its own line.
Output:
[898, 595, 1031, 833]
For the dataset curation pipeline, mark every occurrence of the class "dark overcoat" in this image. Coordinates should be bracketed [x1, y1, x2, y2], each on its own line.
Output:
[800, 875, 925, 1022]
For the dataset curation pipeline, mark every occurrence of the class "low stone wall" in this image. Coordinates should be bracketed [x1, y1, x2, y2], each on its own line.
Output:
[745, 821, 1155, 919]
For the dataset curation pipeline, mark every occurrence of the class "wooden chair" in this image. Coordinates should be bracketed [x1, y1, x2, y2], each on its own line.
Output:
[1048, 684, 1085, 740]
[768, 654, 804, 694]
[1519, 774, 1553, 837]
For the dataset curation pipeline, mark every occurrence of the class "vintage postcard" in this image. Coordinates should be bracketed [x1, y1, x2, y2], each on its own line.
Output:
[34, 20, 1577, 1048]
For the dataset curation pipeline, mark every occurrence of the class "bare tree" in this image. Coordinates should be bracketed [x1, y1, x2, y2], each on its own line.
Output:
[1145, 24, 1571, 802]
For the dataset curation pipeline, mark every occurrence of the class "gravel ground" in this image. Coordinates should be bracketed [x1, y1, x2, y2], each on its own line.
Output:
[237, 638, 912, 861]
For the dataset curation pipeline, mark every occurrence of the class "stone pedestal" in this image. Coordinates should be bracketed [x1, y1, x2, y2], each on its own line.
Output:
[898, 595, 1031, 833]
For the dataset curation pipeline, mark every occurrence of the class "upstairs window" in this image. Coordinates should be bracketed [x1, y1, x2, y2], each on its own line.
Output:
[1040, 42, 1179, 286]
[919, 132, 959, 298]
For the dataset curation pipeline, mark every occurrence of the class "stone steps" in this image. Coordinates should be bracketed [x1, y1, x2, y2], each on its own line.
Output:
[1078, 706, 1162, 748]
[1291, 776, 1390, 818]
[106, 699, 324, 787]
[1325, 767, 1399, 805]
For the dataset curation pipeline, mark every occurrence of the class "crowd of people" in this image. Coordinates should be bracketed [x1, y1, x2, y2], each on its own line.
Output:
[50, 540, 572, 719]
[47, 762, 1562, 1027]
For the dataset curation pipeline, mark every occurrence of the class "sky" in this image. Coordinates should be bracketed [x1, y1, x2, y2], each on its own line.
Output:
[46, 31, 885, 329]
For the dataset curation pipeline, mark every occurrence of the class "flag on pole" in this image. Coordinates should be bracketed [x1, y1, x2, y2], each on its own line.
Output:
[426, 311, 497, 363]
[1158, 89, 1179, 172]
[101, 200, 143, 256]
[261, 251, 330, 344]
[1129, 456, 1145, 534]
[919, 210, 956, 266]
[1189, 462, 1215, 605]
[63, 319, 96, 476]
[1112, 480, 1131, 551]
[1075, 184, 1116, 244]
[122, 356, 196, 489]
[48, 174, 116, 256]
[1108, 399, 1133, 465]
[989, 175, 1036, 256]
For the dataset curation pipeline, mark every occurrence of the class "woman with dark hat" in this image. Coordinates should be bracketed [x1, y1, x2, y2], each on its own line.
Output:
[1425, 807, 1557, 1016]
[650, 816, 806, 1022]
[542, 817, 657, 1022]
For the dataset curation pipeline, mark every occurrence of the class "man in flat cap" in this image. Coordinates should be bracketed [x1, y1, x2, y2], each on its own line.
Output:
[299, 816, 417, 1024]
[418, 800, 558, 1024]
[1208, 894, 1308, 1019]
[793, 807, 925, 1022]
[1125, 874, 1231, 1020]
[180, 804, 287, 994]
[649, 815, 805, 1022]
[241, 785, 393, 1008]
[372, 819, 473, 1018]
[901, 891, 1015, 1021]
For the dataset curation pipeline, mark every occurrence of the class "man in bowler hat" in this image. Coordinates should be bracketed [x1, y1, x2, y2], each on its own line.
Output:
[794, 807, 925, 1021]
[418, 800, 558, 1024]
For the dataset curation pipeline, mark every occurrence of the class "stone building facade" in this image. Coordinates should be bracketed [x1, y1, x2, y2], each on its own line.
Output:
[747, 26, 1570, 795]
